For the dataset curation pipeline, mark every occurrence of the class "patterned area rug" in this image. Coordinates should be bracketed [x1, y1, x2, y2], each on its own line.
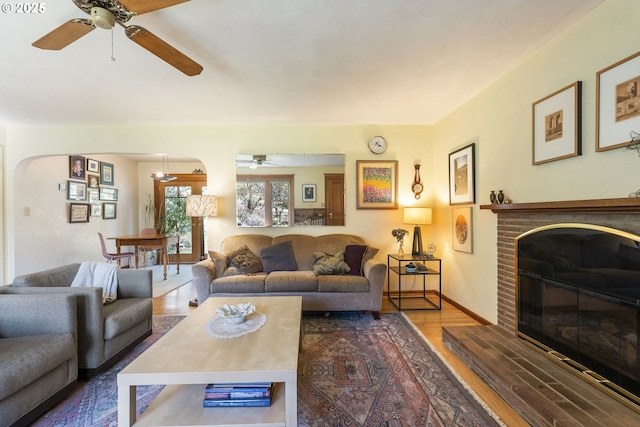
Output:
[33, 314, 503, 427]
[299, 313, 503, 426]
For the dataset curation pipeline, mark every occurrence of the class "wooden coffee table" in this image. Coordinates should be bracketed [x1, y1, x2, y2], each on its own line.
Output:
[117, 296, 302, 426]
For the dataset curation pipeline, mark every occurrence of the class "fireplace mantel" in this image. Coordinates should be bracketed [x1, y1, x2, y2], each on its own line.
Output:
[480, 197, 640, 214]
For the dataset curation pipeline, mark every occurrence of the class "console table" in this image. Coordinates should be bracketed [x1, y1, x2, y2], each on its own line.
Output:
[387, 254, 441, 311]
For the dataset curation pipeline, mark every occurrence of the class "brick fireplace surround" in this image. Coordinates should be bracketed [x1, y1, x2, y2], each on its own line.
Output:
[443, 198, 640, 426]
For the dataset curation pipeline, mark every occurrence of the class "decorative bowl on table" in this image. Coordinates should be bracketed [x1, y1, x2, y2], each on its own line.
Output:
[216, 303, 256, 324]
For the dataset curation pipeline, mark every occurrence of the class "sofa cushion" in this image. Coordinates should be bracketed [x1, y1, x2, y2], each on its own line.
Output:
[344, 244, 368, 275]
[227, 245, 263, 274]
[265, 271, 318, 292]
[0, 333, 75, 401]
[260, 241, 298, 273]
[208, 250, 229, 278]
[211, 274, 267, 293]
[313, 251, 350, 275]
[317, 275, 370, 292]
[103, 298, 153, 340]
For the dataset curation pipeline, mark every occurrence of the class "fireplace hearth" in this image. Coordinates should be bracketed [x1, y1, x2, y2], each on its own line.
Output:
[517, 223, 640, 403]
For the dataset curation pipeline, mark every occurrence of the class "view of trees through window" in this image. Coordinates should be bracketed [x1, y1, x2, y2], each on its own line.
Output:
[163, 185, 192, 254]
[236, 175, 293, 227]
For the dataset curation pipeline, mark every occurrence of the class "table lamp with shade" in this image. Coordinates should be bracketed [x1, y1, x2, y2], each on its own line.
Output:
[185, 195, 218, 261]
[185, 195, 217, 307]
[404, 207, 432, 256]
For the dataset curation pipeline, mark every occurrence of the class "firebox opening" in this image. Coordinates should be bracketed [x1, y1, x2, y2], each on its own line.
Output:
[517, 223, 640, 409]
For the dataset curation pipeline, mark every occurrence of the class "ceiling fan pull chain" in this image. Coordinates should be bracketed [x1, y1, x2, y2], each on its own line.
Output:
[109, 28, 116, 61]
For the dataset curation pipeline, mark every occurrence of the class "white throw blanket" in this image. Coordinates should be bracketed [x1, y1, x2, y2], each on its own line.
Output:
[71, 261, 119, 304]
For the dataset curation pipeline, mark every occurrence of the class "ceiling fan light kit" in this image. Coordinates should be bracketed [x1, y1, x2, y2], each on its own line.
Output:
[90, 7, 115, 29]
[32, 0, 202, 76]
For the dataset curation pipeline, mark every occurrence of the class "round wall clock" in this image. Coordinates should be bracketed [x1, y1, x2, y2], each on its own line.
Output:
[368, 135, 387, 154]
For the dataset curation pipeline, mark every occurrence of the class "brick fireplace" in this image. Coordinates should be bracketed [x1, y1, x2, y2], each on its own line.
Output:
[482, 197, 640, 331]
[439, 198, 640, 425]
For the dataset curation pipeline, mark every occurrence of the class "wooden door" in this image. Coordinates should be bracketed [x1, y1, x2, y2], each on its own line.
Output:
[154, 174, 207, 264]
[324, 174, 345, 226]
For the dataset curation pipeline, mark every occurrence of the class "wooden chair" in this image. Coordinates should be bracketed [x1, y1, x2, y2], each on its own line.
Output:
[98, 232, 135, 267]
[138, 228, 164, 268]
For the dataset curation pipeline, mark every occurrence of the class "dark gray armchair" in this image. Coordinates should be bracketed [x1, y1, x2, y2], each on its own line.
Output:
[8, 263, 153, 376]
[0, 293, 78, 427]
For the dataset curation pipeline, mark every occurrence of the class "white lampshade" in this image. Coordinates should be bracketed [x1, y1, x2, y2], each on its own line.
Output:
[186, 195, 218, 217]
[404, 207, 432, 225]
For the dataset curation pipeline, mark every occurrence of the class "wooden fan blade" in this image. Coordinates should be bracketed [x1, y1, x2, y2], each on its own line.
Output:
[119, 0, 189, 15]
[125, 25, 203, 76]
[32, 19, 94, 50]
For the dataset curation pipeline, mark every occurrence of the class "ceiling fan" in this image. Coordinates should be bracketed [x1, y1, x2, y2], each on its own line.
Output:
[32, 0, 203, 76]
[236, 155, 283, 169]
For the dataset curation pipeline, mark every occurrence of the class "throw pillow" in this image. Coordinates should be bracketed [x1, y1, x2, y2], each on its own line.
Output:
[362, 245, 380, 272]
[208, 250, 229, 278]
[313, 250, 351, 275]
[344, 244, 368, 275]
[227, 245, 263, 274]
[260, 240, 298, 273]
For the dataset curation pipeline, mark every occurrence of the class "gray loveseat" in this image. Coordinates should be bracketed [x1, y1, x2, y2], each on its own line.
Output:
[192, 234, 386, 319]
[6, 263, 153, 376]
[0, 293, 78, 427]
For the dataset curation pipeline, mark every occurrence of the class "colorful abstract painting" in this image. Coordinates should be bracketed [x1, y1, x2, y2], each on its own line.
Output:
[356, 160, 397, 209]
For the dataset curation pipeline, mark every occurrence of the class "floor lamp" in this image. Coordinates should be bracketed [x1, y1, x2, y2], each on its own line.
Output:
[404, 207, 432, 256]
[186, 195, 217, 306]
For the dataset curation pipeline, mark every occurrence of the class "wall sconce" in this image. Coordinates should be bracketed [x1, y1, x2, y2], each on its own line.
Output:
[404, 207, 432, 256]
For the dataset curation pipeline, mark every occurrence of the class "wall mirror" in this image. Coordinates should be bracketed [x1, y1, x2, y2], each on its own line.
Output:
[236, 154, 345, 227]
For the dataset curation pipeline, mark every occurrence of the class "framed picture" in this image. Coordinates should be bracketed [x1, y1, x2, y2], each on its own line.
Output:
[87, 158, 100, 173]
[597, 51, 640, 151]
[302, 184, 316, 202]
[69, 155, 86, 180]
[88, 189, 99, 204]
[67, 180, 87, 201]
[69, 203, 90, 223]
[99, 187, 118, 201]
[452, 207, 473, 253]
[90, 203, 102, 217]
[532, 81, 582, 165]
[87, 174, 100, 188]
[448, 143, 475, 205]
[100, 162, 114, 186]
[103, 202, 117, 219]
[356, 160, 398, 209]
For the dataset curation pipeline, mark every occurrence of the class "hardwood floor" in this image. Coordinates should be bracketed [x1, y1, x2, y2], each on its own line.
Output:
[153, 283, 528, 426]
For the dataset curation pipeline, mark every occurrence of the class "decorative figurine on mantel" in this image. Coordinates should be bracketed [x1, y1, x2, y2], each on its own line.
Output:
[392, 228, 409, 256]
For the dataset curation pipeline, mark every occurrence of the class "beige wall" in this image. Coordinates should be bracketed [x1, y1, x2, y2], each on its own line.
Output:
[5, 125, 431, 282]
[2, 0, 638, 323]
[431, 0, 640, 322]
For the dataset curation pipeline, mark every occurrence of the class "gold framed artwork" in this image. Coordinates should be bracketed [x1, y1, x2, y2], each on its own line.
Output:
[597, 50, 640, 151]
[356, 160, 398, 209]
[532, 81, 582, 164]
[448, 143, 475, 205]
[452, 207, 473, 253]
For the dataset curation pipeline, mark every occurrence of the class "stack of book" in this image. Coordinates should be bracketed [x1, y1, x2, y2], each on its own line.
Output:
[203, 382, 275, 407]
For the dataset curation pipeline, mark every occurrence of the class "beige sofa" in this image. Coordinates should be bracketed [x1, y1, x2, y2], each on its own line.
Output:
[192, 234, 386, 319]
[6, 264, 153, 376]
[0, 293, 78, 427]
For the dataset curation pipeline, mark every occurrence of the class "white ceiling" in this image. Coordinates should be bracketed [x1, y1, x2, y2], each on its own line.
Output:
[0, 0, 605, 126]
